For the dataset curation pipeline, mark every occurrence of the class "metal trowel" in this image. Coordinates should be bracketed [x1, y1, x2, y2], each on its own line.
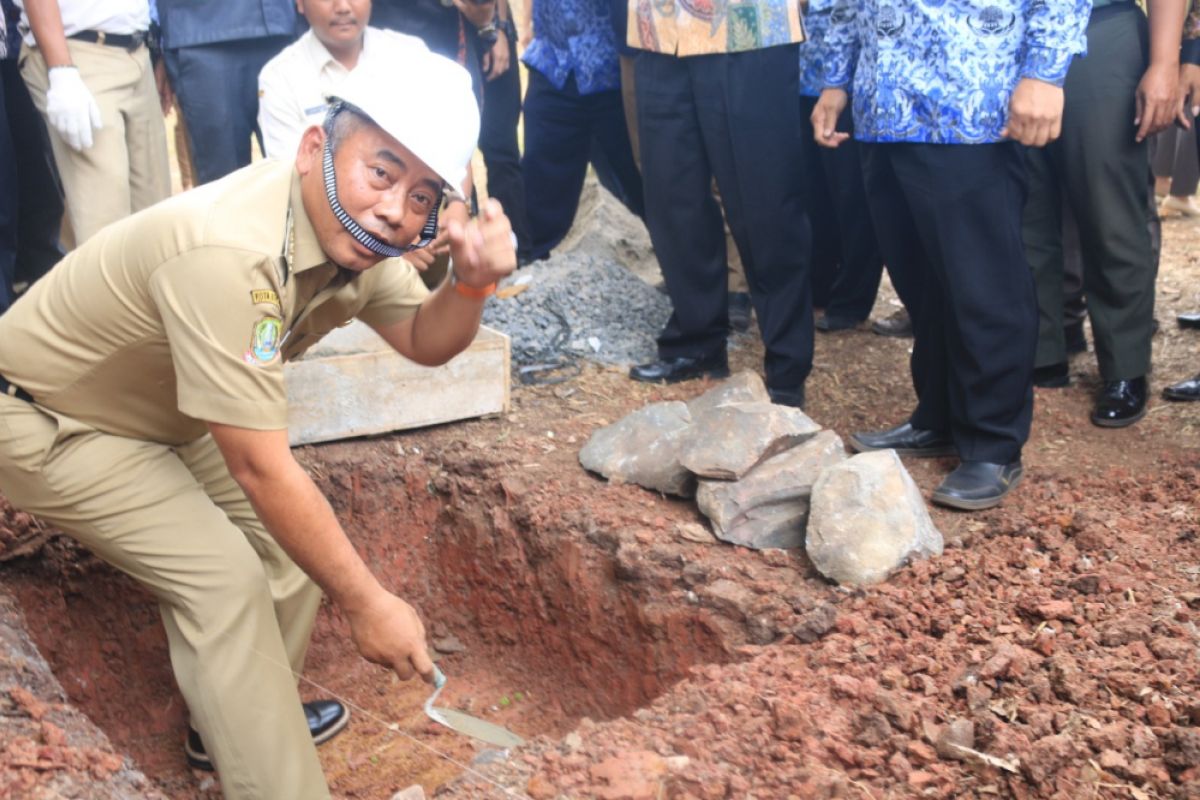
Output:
[423, 666, 525, 748]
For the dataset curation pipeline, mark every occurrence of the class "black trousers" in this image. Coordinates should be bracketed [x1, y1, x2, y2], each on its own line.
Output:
[798, 95, 884, 321]
[1023, 4, 1157, 380]
[862, 142, 1036, 463]
[479, 27, 531, 256]
[521, 68, 643, 261]
[164, 36, 292, 185]
[0, 57, 64, 313]
[634, 45, 812, 391]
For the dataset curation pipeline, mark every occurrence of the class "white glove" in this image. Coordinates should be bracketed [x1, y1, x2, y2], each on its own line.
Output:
[46, 66, 103, 152]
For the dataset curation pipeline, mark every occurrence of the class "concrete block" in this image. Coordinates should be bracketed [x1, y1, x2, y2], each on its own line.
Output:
[285, 321, 510, 446]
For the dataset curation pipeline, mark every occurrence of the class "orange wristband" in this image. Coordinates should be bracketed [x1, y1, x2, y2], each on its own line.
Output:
[450, 273, 496, 299]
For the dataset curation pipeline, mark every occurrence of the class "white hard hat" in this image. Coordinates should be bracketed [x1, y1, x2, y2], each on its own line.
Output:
[329, 39, 479, 193]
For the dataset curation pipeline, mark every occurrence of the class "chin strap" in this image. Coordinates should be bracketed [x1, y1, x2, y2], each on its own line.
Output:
[322, 139, 440, 257]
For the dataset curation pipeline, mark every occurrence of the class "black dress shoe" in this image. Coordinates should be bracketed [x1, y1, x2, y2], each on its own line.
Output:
[1178, 312, 1200, 330]
[768, 385, 806, 409]
[185, 700, 349, 771]
[1163, 373, 1200, 401]
[815, 314, 863, 333]
[932, 460, 1024, 511]
[1091, 377, 1147, 428]
[848, 422, 956, 457]
[1064, 320, 1088, 355]
[870, 309, 913, 338]
[1033, 362, 1069, 388]
[629, 352, 730, 384]
[728, 292, 753, 332]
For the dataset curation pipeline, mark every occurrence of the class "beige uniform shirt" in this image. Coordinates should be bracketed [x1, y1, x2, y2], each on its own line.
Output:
[0, 159, 429, 445]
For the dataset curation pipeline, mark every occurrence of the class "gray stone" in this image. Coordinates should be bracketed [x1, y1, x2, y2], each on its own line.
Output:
[579, 401, 695, 496]
[686, 371, 770, 417]
[805, 450, 943, 586]
[679, 402, 821, 480]
[696, 431, 846, 549]
[433, 634, 467, 654]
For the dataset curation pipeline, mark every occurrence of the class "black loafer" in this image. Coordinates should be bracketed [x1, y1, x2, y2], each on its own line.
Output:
[815, 314, 863, 333]
[185, 700, 349, 772]
[1033, 362, 1070, 388]
[630, 352, 730, 384]
[848, 422, 956, 457]
[1163, 373, 1200, 401]
[1091, 377, 1147, 428]
[728, 292, 753, 332]
[871, 309, 913, 338]
[932, 460, 1024, 511]
[1178, 312, 1200, 330]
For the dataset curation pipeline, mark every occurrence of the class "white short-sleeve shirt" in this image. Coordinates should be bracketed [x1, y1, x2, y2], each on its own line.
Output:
[257, 26, 431, 161]
[16, 0, 150, 47]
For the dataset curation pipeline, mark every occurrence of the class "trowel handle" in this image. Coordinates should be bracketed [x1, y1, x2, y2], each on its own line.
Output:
[432, 665, 447, 690]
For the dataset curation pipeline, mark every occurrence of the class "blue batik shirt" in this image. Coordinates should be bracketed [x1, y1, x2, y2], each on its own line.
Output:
[799, 0, 835, 97]
[823, 0, 1091, 144]
[521, 0, 622, 95]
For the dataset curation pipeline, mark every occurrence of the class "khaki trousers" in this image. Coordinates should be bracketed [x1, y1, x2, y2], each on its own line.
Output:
[0, 395, 329, 800]
[20, 40, 170, 245]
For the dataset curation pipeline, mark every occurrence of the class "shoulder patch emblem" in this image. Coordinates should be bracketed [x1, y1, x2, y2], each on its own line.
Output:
[245, 316, 284, 365]
[251, 289, 280, 307]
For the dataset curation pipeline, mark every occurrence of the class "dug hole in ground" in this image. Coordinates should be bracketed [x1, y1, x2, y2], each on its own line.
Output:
[2, 179, 1200, 800]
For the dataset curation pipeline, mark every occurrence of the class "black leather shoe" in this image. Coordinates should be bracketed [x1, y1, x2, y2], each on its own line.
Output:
[815, 314, 863, 333]
[871, 309, 913, 338]
[630, 352, 730, 384]
[185, 700, 349, 771]
[1091, 377, 1147, 428]
[1178, 312, 1200, 330]
[728, 292, 753, 332]
[932, 460, 1023, 511]
[1163, 373, 1200, 401]
[848, 422, 956, 457]
[1033, 362, 1069, 388]
[768, 385, 805, 409]
[1064, 320, 1088, 355]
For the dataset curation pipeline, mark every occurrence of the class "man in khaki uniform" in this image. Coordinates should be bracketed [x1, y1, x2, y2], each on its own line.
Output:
[0, 43, 513, 800]
[17, 0, 170, 245]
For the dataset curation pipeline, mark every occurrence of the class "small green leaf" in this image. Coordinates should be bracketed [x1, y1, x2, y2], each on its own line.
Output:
[513, 692, 525, 702]
[499, 695, 511, 707]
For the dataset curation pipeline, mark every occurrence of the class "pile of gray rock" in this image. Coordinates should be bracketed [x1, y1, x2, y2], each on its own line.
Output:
[579, 373, 944, 586]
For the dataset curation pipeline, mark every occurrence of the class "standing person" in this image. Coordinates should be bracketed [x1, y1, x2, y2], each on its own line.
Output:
[1022, 0, 1183, 427]
[478, 3, 532, 261]
[626, 1, 812, 409]
[0, 0, 64, 311]
[156, 0, 299, 185]
[814, 0, 1090, 509]
[16, 0, 169, 246]
[520, 0, 644, 262]
[1154, 124, 1200, 216]
[1163, 5, 1200, 401]
[257, 0, 430, 159]
[0, 47, 514, 799]
[798, 0, 889, 334]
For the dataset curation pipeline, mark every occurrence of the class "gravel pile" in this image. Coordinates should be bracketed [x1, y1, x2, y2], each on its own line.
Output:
[483, 252, 671, 372]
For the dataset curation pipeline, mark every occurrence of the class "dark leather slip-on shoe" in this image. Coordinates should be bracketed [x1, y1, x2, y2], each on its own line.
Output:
[1091, 377, 1147, 428]
[1177, 312, 1200, 330]
[1033, 362, 1069, 388]
[629, 352, 730, 384]
[185, 700, 349, 771]
[848, 422, 956, 457]
[931, 460, 1024, 511]
[1163, 373, 1200, 401]
[815, 314, 863, 333]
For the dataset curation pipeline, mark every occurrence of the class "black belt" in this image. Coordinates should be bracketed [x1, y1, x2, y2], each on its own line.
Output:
[67, 30, 149, 51]
[0, 375, 33, 404]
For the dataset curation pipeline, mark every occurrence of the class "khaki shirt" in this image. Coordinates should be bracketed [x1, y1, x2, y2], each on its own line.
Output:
[627, 0, 805, 56]
[0, 159, 429, 445]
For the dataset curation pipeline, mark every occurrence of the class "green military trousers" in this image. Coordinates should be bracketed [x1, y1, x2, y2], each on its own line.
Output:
[0, 394, 330, 800]
[1022, 3, 1158, 381]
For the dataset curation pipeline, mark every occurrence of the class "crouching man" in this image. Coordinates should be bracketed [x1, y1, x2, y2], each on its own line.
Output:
[0, 43, 512, 800]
